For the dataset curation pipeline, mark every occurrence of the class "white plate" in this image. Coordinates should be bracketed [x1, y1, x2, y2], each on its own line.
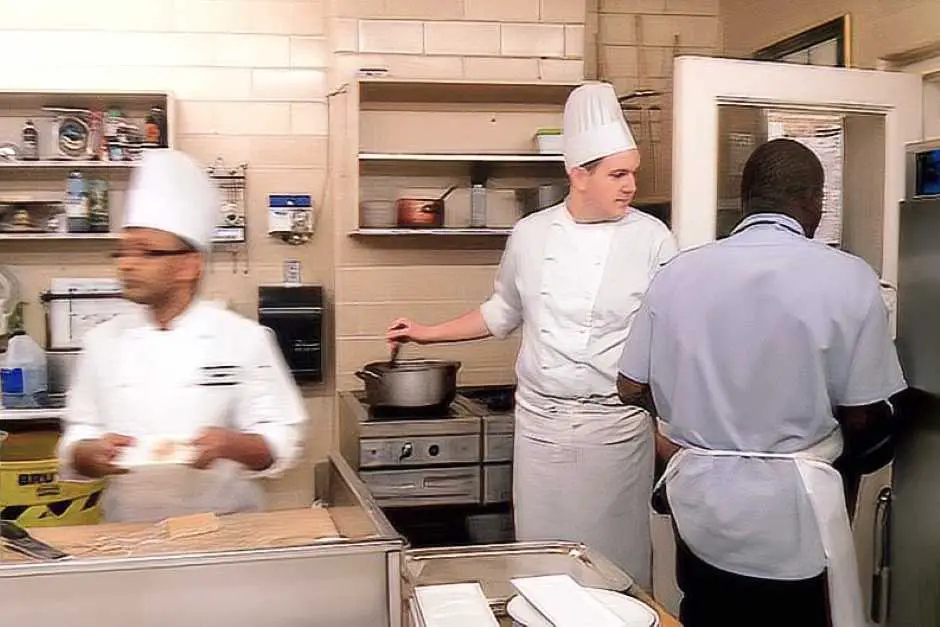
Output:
[115, 436, 196, 468]
[507, 588, 659, 627]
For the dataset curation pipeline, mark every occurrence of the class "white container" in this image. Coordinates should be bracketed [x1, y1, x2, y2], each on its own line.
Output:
[535, 133, 564, 154]
[1, 333, 48, 409]
[360, 200, 397, 227]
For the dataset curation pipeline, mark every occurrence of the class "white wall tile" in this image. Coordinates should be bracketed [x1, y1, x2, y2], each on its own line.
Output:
[358, 20, 424, 54]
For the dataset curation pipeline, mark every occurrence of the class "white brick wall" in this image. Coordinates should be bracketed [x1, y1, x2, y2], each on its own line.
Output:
[0, 0, 333, 507]
[329, 0, 586, 82]
[588, 0, 721, 201]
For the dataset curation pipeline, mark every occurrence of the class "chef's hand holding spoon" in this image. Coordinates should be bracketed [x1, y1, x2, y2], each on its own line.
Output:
[386, 318, 435, 352]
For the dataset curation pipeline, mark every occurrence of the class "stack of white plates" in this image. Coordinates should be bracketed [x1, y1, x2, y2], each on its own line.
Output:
[507, 588, 659, 627]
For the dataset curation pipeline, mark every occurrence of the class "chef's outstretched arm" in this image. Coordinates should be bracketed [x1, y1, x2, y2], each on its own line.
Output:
[387, 310, 493, 345]
[196, 326, 308, 476]
[387, 229, 523, 345]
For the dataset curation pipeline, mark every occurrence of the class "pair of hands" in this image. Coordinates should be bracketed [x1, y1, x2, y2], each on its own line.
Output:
[75, 427, 237, 478]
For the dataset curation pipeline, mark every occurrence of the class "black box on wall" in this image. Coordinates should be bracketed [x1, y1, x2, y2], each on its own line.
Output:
[258, 285, 324, 384]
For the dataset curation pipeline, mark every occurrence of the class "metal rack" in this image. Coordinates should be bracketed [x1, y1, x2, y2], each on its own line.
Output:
[206, 157, 248, 246]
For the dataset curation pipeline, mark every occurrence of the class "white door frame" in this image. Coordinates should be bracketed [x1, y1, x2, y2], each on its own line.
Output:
[671, 55, 923, 284]
[880, 48, 940, 139]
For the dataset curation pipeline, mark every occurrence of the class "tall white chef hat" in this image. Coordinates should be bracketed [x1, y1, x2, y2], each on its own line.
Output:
[563, 82, 637, 171]
[123, 149, 219, 251]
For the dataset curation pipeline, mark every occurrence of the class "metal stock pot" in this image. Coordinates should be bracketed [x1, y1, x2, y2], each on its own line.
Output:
[355, 359, 461, 410]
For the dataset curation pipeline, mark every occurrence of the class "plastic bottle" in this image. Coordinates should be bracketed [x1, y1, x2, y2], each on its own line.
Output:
[0, 332, 48, 409]
[21, 120, 39, 161]
[66, 170, 90, 232]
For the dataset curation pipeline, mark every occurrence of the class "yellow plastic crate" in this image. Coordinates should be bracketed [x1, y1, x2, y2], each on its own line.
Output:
[0, 458, 104, 527]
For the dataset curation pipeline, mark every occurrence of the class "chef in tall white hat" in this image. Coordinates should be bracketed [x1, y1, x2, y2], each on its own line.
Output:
[385, 82, 677, 587]
[58, 149, 308, 523]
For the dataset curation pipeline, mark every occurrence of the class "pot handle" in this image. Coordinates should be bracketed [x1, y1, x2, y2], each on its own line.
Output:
[355, 369, 382, 381]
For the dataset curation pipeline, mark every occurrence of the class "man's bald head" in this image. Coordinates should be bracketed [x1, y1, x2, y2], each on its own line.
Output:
[741, 138, 824, 238]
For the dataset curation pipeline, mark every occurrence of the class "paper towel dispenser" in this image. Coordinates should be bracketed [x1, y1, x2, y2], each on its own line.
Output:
[258, 285, 324, 383]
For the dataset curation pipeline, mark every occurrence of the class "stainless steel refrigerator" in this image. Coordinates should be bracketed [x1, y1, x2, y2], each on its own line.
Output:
[889, 137, 940, 627]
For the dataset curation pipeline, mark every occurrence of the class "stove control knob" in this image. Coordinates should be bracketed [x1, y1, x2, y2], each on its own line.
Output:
[428, 444, 440, 457]
[399, 442, 413, 461]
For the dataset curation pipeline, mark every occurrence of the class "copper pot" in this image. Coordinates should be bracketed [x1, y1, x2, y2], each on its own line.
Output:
[396, 198, 444, 227]
[396, 185, 457, 228]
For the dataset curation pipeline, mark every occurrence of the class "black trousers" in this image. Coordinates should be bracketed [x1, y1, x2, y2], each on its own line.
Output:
[675, 534, 831, 627]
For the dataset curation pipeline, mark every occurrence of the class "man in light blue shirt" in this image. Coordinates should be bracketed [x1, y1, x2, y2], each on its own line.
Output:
[617, 139, 905, 626]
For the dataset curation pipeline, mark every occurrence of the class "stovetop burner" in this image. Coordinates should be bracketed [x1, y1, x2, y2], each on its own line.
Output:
[350, 385, 516, 422]
[459, 384, 516, 413]
[367, 404, 463, 421]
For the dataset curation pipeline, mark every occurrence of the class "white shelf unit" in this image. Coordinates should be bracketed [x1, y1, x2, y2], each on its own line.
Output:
[350, 227, 512, 236]
[358, 152, 565, 163]
[0, 89, 175, 242]
[0, 160, 141, 170]
[349, 78, 576, 238]
[0, 232, 119, 241]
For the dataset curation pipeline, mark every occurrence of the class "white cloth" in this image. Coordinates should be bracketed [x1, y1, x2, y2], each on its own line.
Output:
[57, 300, 309, 523]
[656, 427, 866, 627]
[480, 202, 677, 586]
[123, 149, 219, 250]
[619, 212, 907, 580]
[563, 82, 637, 170]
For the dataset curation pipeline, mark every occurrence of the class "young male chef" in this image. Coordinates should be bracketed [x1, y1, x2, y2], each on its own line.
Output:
[57, 149, 308, 523]
[386, 82, 677, 588]
[617, 139, 905, 626]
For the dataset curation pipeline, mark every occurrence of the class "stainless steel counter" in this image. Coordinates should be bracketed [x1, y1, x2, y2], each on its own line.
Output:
[0, 407, 64, 422]
[401, 542, 681, 626]
[1, 452, 407, 627]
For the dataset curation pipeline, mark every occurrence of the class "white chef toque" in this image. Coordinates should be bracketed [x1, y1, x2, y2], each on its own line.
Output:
[563, 82, 637, 171]
[122, 149, 219, 251]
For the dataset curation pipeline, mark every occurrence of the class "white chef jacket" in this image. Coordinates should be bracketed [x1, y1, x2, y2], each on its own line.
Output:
[619, 213, 906, 579]
[57, 299, 308, 522]
[480, 201, 677, 410]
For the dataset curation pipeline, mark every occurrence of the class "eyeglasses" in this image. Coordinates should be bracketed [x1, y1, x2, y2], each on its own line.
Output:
[110, 249, 195, 260]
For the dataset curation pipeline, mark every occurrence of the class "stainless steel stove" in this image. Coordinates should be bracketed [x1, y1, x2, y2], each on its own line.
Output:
[338, 384, 516, 547]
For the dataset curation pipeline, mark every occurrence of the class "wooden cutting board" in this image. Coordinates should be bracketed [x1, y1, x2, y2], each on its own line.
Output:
[0, 507, 342, 562]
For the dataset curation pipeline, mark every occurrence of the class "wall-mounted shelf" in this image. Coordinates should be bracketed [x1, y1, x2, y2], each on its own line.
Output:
[0, 192, 63, 203]
[358, 78, 579, 106]
[0, 232, 119, 241]
[0, 160, 140, 170]
[350, 227, 512, 236]
[359, 152, 564, 164]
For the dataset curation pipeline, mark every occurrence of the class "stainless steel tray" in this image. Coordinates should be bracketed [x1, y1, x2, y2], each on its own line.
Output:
[402, 541, 636, 619]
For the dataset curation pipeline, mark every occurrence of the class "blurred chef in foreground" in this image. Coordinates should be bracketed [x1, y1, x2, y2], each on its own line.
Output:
[618, 139, 905, 626]
[57, 149, 308, 523]
[386, 82, 677, 588]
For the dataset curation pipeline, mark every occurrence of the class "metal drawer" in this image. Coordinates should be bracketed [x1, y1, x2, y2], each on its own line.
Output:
[482, 414, 514, 463]
[483, 433, 513, 463]
[482, 463, 513, 504]
[359, 435, 480, 468]
[360, 467, 482, 507]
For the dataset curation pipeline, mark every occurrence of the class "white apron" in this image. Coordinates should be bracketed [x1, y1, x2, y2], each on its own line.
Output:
[484, 205, 674, 590]
[513, 398, 654, 590]
[656, 427, 865, 627]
